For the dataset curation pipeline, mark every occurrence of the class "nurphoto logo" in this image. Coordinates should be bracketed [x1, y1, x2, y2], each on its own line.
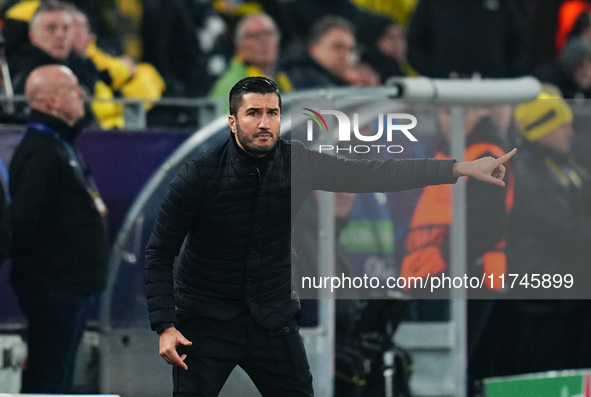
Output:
[303, 108, 418, 154]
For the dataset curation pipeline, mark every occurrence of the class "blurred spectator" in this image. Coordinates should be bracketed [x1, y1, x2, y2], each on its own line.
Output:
[0, 182, 10, 267]
[210, 13, 292, 112]
[1, 0, 125, 59]
[555, 0, 591, 56]
[9, 64, 108, 393]
[292, 190, 358, 327]
[142, 0, 227, 97]
[491, 93, 591, 376]
[361, 17, 418, 83]
[566, 6, 591, 45]
[510, 93, 590, 289]
[406, 0, 527, 78]
[6, 0, 123, 128]
[401, 106, 512, 292]
[281, 16, 358, 88]
[400, 106, 513, 395]
[251, 0, 390, 60]
[535, 38, 591, 99]
[568, 4, 591, 42]
[70, 7, 166, 128]
[7, 0, 74, 92]
[70, 9, 131, 91]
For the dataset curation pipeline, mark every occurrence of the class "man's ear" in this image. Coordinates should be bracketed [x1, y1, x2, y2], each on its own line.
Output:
[308, 44, 318, 60]
[46, 93, 60, 113]
[28, 29, 37, 45]
[229, 115, 236, 133]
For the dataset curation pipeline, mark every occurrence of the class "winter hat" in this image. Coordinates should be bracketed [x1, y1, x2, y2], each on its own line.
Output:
[514, 93, 573, 141]
[560, 38, 591, 74]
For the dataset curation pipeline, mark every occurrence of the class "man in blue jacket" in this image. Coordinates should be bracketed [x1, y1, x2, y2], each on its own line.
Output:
[144, 76, 515, 396]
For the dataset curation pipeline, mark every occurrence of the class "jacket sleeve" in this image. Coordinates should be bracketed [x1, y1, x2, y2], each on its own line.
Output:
[86, 41, 133, 90]
[0, 183, 11, 265]
[292, 141, 458, 193]
[10, 142, 60, 252]
[144, 160, 204, 329]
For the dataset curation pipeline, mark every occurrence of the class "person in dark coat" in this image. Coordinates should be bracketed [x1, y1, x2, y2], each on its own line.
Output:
[491, 92, 591, 377]
[361, 17, 418, 83]
[6, 0, 115, 127]
[7, 0, 74, 94]
[534, 38, 591, 99]
[9, 64, 109, 393]
[281, 16, 356, 89]
[144, 76, 516, 396]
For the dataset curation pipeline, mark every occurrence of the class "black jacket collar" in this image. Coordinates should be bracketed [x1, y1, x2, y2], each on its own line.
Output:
[229, 131, 275, 165]
[28, 109, 82, 144]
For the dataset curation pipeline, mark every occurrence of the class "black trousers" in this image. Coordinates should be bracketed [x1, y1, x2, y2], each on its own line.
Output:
[174, 310, 314, 397]
[15, 287, 91, 393]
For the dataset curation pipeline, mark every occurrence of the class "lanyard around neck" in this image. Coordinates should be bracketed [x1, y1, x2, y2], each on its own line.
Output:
[27, 122, 91, 187]
[27, 122, 108, 216]
[0, 152, 9, 202]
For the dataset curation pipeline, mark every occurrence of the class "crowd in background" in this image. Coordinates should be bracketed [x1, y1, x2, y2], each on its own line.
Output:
[0, 1, 591, 396]
[1, 0, 591, 123]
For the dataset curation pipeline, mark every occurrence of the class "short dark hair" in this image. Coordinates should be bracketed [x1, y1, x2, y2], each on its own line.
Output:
[229, 76, 282, 116]
[307, 16, 355, 48]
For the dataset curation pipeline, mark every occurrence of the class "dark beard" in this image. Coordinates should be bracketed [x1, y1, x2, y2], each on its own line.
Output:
[235, 122, 277, 156]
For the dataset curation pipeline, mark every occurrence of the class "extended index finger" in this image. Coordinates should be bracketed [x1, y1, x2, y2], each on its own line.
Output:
[496, 148, 517, 164]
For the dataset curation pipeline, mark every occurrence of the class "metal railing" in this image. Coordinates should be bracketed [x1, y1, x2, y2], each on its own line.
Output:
[0, 94, 225, 131]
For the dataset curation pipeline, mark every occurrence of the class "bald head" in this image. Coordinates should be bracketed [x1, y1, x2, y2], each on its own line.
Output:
[25, 65, 86, 126]
[26, 65, 70, 105]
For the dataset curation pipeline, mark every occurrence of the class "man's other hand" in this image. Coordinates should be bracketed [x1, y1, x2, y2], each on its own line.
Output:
[159, 327, 193, 370]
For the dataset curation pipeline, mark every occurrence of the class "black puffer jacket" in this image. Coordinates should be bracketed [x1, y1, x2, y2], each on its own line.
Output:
[145, 134, 457, 329]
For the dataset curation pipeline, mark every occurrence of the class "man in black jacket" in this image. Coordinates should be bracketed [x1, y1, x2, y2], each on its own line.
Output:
[7, 0, 74, 94]
[6, 0, 109, 127]
[144, 76, 515, 396]
[281, 16, 357, 89]
[9, 64, 108, 393]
